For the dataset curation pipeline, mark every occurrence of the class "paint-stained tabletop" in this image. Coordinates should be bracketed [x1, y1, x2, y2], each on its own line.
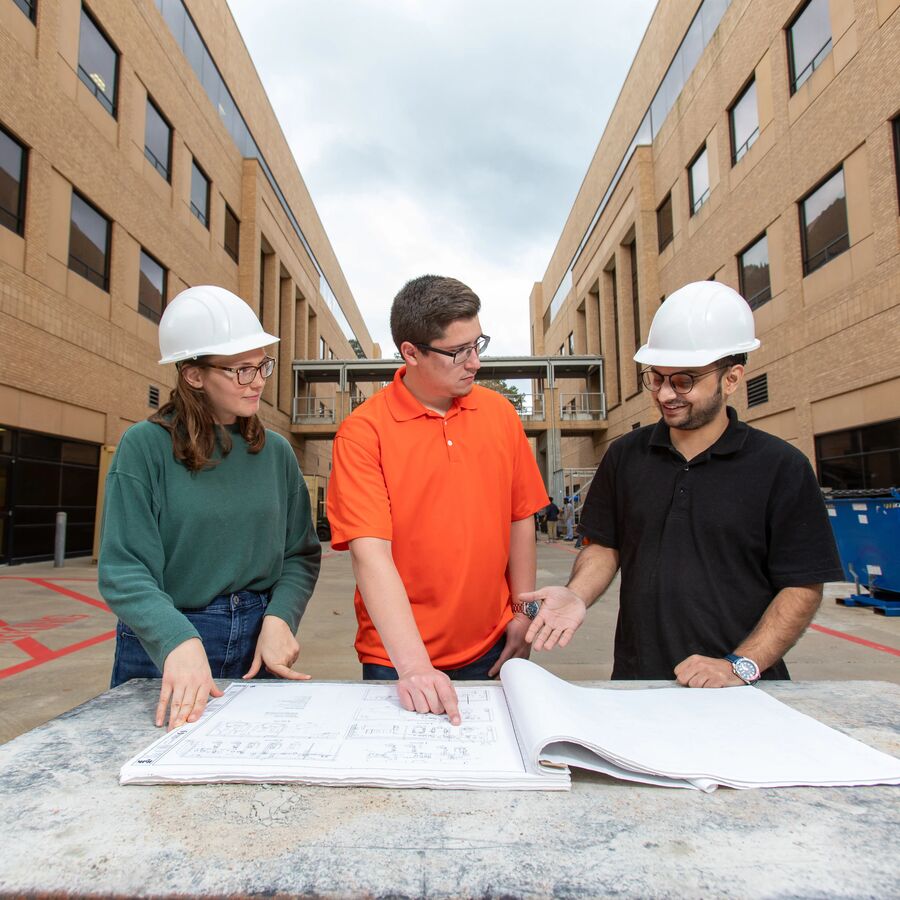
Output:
[1, 679, 898, 899]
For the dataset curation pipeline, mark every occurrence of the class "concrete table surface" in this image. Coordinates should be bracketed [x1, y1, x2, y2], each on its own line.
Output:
[1, 679, 899, 899]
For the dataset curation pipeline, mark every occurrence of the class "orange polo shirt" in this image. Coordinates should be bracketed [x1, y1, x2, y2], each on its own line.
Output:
[327, 367, 548, 670]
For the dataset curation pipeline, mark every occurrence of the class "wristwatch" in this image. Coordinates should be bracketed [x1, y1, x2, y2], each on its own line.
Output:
[511, 600, 541, 619]
[724, 653, 761, 685]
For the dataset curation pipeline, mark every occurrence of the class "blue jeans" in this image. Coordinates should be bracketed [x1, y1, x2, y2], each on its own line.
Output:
[110, 589, 273, 688]
[362, 634, 507, 681]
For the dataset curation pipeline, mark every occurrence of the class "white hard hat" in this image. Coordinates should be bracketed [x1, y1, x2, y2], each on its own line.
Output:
[633, 281, 760, 367]
[158, 285, 279, 364]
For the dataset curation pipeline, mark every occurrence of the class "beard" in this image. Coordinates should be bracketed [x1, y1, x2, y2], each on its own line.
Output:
[657, 378, 725, 431]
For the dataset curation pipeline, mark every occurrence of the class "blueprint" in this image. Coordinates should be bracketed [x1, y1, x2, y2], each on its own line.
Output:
[120, 680, 566, 790]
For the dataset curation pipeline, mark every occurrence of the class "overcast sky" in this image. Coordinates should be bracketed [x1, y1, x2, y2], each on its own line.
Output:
[227, 0, 657, 357]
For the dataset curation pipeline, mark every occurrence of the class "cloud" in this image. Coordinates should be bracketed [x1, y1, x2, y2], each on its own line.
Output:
[228, 0, 656, 354]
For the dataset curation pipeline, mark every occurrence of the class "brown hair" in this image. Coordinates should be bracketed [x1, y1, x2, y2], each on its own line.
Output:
[389, 275, 481, 352]
[150, 362, 265, 472]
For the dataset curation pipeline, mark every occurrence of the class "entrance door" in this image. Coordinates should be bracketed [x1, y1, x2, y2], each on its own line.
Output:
[0, 457, 10, 564]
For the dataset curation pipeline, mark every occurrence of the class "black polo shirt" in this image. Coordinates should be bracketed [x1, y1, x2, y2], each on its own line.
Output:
[579, 408, 843, 680]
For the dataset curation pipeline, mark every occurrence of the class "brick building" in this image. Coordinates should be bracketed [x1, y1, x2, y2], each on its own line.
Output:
[0, 0, 375, 562]
[531, 0, 900, 492]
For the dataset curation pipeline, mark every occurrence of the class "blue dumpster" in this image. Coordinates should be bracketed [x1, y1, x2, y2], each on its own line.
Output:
[823, 488, 900, 616]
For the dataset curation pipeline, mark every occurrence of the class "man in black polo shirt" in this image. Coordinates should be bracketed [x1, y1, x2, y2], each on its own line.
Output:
[519, 281, 843, 686]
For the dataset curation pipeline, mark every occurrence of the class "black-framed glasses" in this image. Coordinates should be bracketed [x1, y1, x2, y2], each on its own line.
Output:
[414, 334, 490, 365]
[640, 365, 729, 395]
[203, 356, 276, 385]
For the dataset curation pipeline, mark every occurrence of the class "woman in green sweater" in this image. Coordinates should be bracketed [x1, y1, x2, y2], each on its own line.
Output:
[99, 285, 321, 731]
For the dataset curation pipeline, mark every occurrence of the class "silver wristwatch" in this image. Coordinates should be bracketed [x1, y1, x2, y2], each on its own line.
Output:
[724, 653, 761, 685]
[511, 600, 541, 619]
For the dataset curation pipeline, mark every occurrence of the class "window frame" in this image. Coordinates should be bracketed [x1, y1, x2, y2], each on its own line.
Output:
[138, 247, 167, 325]
[224, 203, 240, 263]
[729, 77, 760, 165]
[799, 166, 849, 276]
[738, 232, 772, 310]
[144, 97, 172, 182]
[787, 0, 833, 94]
[13, 0, 36, 22]
[77, 5, 120, 118]
[68, 189, 111, 291]
[0, 123, 28, 237]
[189, 157, 210, 228]
[688, 145, 710, 216]
[656, 192, 674, 252]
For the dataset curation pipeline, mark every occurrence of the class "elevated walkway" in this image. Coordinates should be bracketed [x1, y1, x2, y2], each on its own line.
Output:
[291, 355, 607, 489]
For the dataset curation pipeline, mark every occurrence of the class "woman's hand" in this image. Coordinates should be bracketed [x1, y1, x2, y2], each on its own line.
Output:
[243, 616, 311, 680]
[157, 638, 223, 731]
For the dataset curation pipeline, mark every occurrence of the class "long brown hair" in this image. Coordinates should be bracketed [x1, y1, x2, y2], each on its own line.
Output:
[150, 362, 265, 472]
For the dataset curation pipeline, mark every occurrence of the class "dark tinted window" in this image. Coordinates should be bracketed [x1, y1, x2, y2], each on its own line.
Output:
[788, 0, 832, 93]
[0, 125, 27, 236]
[224, 204, 240, 262]
[190, 159, 209, 227]
[656, 193, 673, 252]
[893, 116, 900, 213]
[816, 418, 900, 490]
[139, 249, 166, 324]
[738, 233, 771, 309]
[801, 168, 849, 275]
[78, 6, 119, 116]
[144, 98, 171, 181]
[730, 79, 759, 164]
[13, 0, 36, 21]
[689, 146, 709, 215]
[69, 191, 110, 290]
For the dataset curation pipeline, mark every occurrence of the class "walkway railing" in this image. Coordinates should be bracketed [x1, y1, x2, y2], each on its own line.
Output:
[559, 392, 606, 420]
[293, 396, 336, 423]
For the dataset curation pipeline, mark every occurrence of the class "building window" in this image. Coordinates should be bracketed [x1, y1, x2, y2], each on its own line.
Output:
[609, 264, 621, 401]
[77, 6, 119, 117]
[800, 167, 849, 276]
[746, 373, 768, 408]
[788, 0, 832, 94]
[567, 332, 574, 355]
[738, 233, 771, 310]
[144, 98, 171, 181]
[190, 158, 210, 227]
[319, 336, 326, 360]
[893, 116, 900, 213]
[13, 0, 36, 22]
[224, 204, 240, 262]
[629, 241, 642, 391]
[656, 193, 674, 252]
[138, 249, 166, 324]
[816, 419, 900, 490]
[0, 125, 28, 236]
[730, 79, 759, 164]
[68, 191, 110, 291]
[689, 146, 710, 215]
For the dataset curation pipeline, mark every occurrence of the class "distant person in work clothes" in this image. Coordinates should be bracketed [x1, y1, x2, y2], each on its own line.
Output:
[545, 499, 560, 541]
[99, 286, 321, 730]
[327, 275, 548, 724]
[563, 496, 575, 541]
[519, 282, 843, 687]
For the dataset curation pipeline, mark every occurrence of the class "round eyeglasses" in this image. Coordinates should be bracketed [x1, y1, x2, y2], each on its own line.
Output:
[202, 356, 276, 385]
[414, 334, 490, 365]
[640, 365, 729, 395]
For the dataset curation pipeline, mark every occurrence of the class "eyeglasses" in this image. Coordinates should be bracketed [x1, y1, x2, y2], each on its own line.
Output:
[203, 356, 276, 385]
[640, 365, 729, 395]
[414, 335, 490, 365]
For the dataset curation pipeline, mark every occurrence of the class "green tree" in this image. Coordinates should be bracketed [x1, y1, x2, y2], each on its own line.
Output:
[349, 339, 366, 359]
[479, 378, 525, 412]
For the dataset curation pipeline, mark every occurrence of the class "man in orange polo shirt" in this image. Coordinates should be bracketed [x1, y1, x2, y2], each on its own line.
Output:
[327, 275, 548, 724]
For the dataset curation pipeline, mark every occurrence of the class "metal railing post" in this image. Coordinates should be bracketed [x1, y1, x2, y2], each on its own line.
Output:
[54, 511, 67, 567]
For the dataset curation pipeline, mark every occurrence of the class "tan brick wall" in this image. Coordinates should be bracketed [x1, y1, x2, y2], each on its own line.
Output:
[0, 0, 373, 488]
[535, 0, 900, 473]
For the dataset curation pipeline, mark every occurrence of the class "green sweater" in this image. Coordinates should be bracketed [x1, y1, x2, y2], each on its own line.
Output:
[98, 420, 321, 670]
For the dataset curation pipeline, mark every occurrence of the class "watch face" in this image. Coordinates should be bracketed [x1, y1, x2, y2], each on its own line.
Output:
[525, 600, 540, 619]
[733, 658, 759, 682]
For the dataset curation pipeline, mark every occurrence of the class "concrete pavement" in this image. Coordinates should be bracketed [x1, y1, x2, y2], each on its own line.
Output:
[1, 541, 898, 743]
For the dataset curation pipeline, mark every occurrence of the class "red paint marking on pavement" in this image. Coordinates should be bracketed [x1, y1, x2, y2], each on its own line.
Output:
[28, 579, 110, 611]
[809, 623, 900, 657]
[0, 629, 117, 680]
